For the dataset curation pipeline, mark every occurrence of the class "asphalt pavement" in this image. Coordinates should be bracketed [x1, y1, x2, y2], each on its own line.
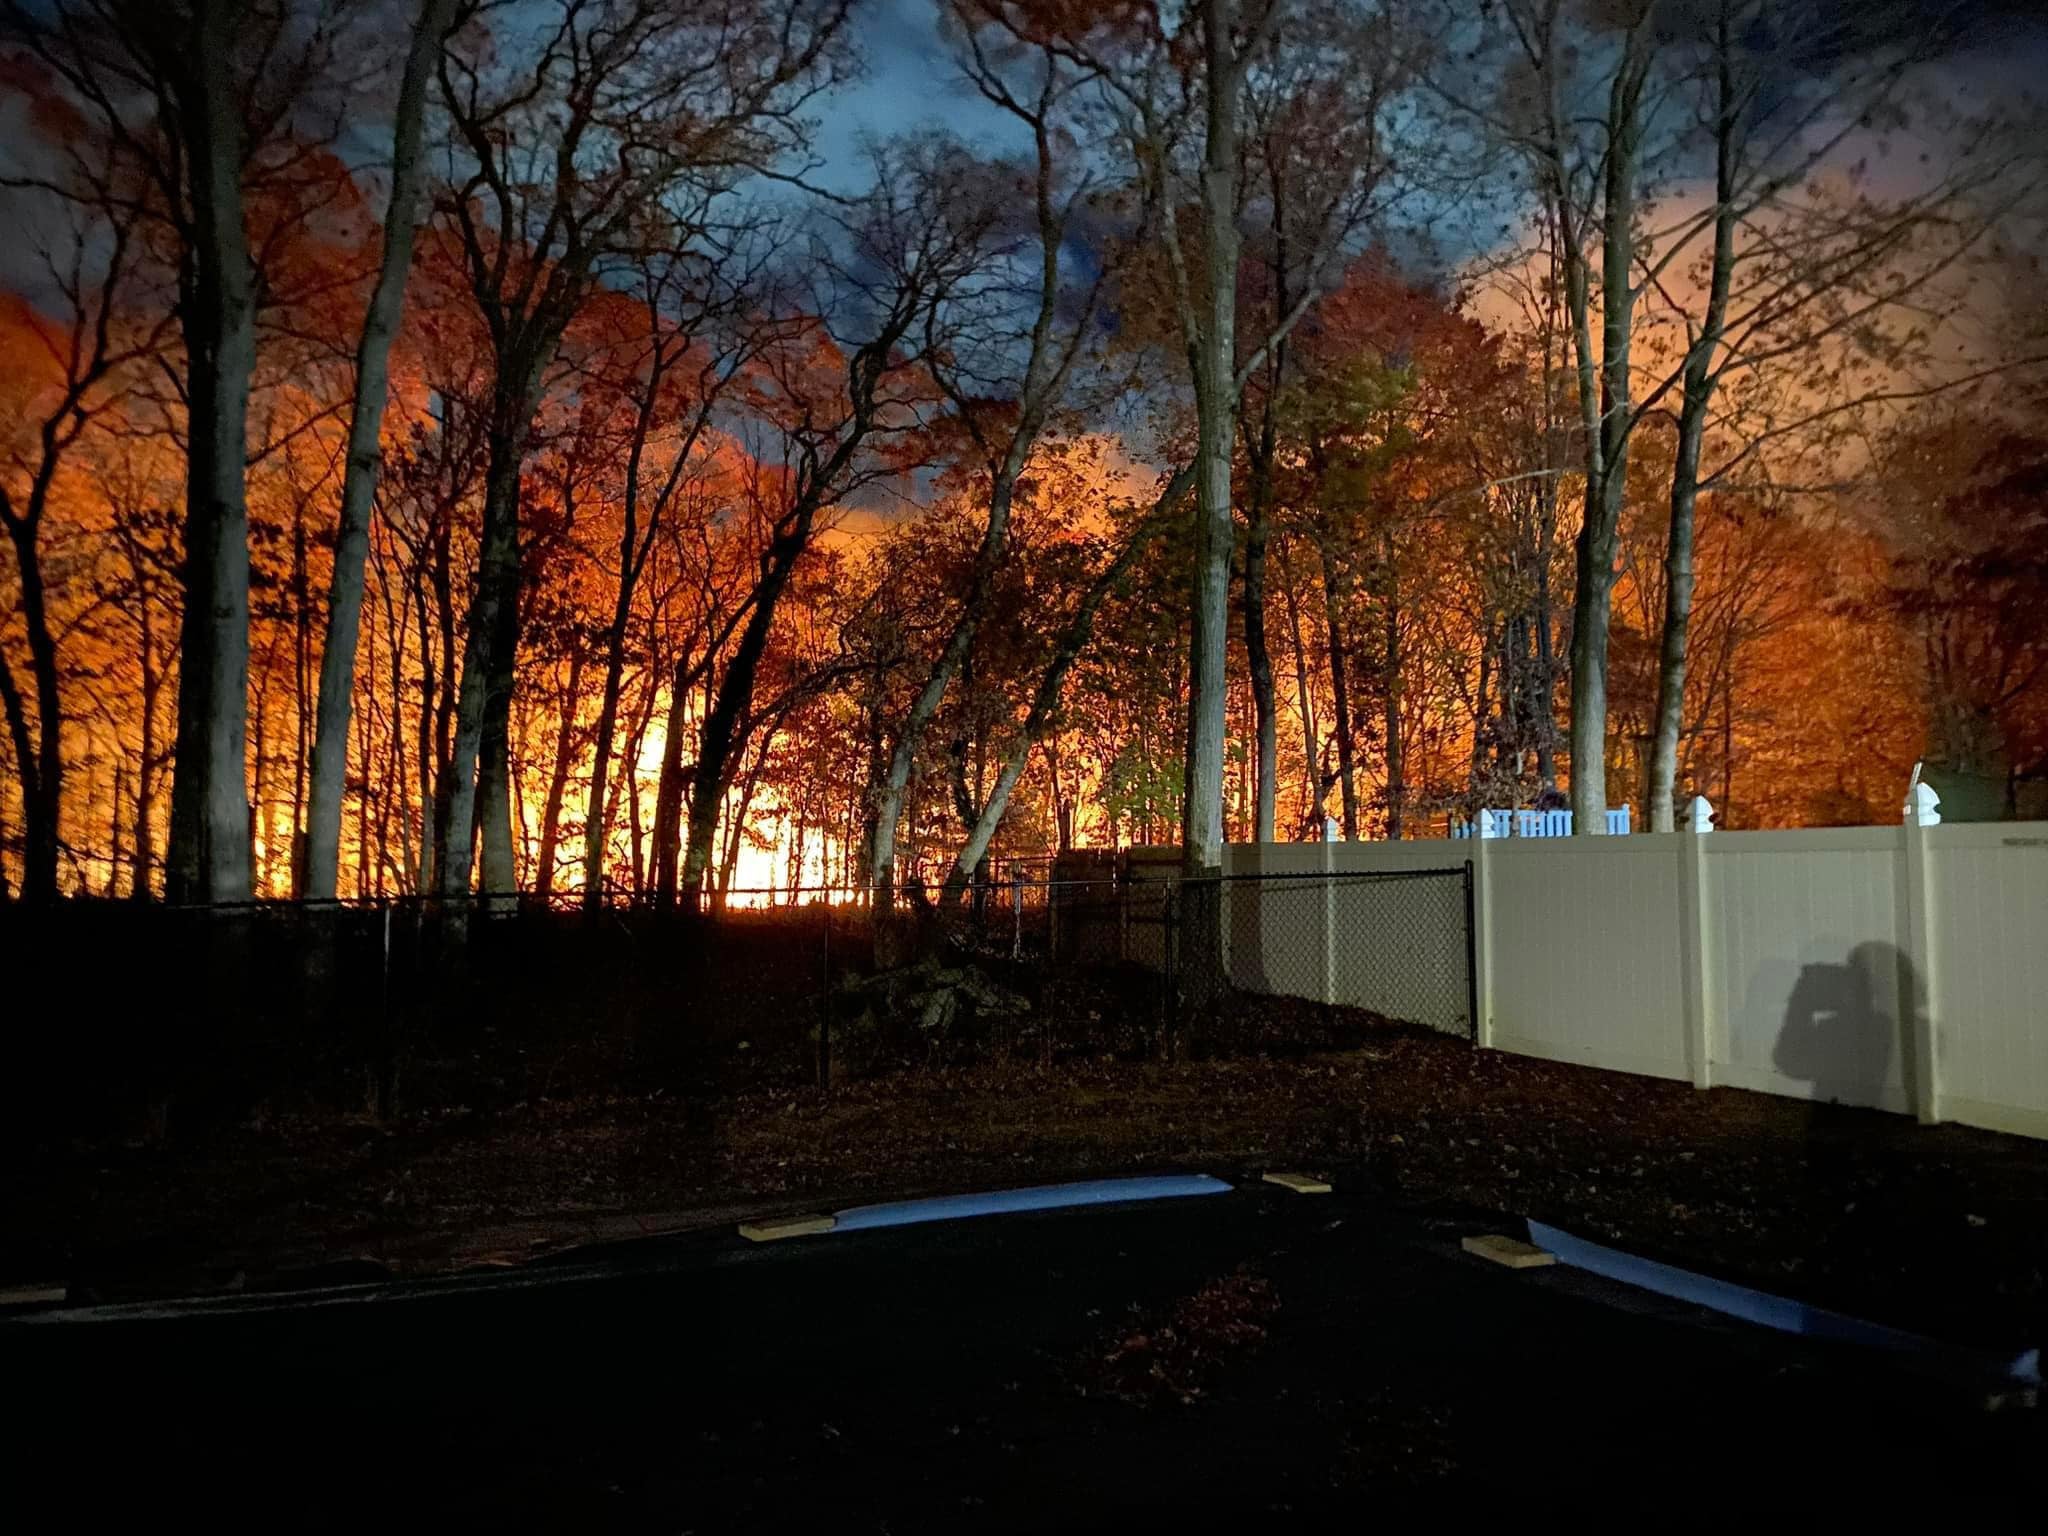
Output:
[3, 1182, 2038, 1529]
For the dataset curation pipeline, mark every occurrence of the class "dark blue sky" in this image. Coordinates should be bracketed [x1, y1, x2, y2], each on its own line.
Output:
[807, 0, 1025, 191]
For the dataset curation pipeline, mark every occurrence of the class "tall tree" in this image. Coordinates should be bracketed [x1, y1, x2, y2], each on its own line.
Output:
[678, 139, 998, 906]
[7, 1, 356, 900]
[1024, 0, 1406, 877]
[578, 233, 768, 908]
[431, 0, 848, 898]
[1641, 0, 2035, 828]
[863, 14, 1108, 895]
[0, 129, 164, 899]
[301, 0, 459, 899]
[945, 466, 1195, 891]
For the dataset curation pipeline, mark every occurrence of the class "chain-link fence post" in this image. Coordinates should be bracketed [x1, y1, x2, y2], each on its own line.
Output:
[818, 901, 833, 1092]
[371, 903, 386, 1118]
[1160, 884, 1179, 1062]
[1463, 861, 1480, 1041]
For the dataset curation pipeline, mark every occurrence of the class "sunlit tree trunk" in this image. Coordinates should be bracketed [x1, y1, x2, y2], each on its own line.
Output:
[166, 1, 257, 905]
[1241, 402, 1279, 842]
[1277, 538, 1323, 836]
[650, 651, 693, 906]
[304, 0, 456, 899]
[533, 648, 585, 900]
[289, 502, 310, 881]
[1380, 530, 1403, 839]
[1315, 535, 1358, 838]
[1562, 30, 1648, 836]
[1648, 24, 1737, 833]
[1179, 0, 1242, 882]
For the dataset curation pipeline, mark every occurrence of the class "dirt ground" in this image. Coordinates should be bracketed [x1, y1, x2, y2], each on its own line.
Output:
[8, 1018, 2044, 1347]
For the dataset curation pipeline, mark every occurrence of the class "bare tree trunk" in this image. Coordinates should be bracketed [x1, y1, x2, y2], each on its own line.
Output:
[0, 525, 60, 899]
[1278, 538, 1323, 836]
[947, 469, 1191, 893]
[650, 650, 693, 907]
[1181, 57, 1241, 880]
[1471, 623, 1496, 797]
[1381, 530, 1403, 839]
[1567, 506, 1620, 830]
[438, 419, 528, 896]
[376, 550, 412, 889]
[866, 76, 1095, 891]
[682, 511, 814, 904]
[304, 0, 455, 898]
[579, 368, 692, 911]
[110, 762, 127, 897]
[133, 600, 161, 898]
[166, 2, 257, 905]
[1533, 528, 1559, 788]
[1316, 536, 1358, 838]
[1564, 34, 1647, 836]
[1239, 161, 1291, 845]
[1649, 24, 1737, 832]
[413, 556, 439, 890]
[616, 664, 660, 898]
[719, 720, 781, 899]
[475, 573, 519, 900]
[786, 802, 806, 898]
[1242, 438, 1279, 842]
[249, 635, 273, 889]
[290, 498, 310, 884]
[580, 600, 634, 907]
[866, 468, 1020, 890]
[533, 647, 585, 899]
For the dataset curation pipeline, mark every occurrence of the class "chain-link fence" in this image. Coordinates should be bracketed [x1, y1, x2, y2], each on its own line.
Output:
[1032, 863, 1476, 1031]
[1212, 868, 1477, 1037]
[4, 860, 1474, 1146]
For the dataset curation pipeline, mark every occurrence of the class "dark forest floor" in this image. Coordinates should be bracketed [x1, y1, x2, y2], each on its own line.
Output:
[8, 1016, 2045, 1348]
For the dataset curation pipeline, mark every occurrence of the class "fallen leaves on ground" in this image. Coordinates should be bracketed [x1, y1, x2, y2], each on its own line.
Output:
[7, 1022, 2046, 1343]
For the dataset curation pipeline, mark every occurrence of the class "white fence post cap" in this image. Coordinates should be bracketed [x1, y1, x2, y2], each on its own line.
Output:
[1687, 796, 1714, 833]
[1905, 782, 1942, 827]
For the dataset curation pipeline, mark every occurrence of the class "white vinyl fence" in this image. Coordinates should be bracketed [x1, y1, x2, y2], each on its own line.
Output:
[1204, 819, 2048, 1141]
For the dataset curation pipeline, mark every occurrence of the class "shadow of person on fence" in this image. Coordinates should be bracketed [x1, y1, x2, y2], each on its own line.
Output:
[1770, 942, 1923, 1280]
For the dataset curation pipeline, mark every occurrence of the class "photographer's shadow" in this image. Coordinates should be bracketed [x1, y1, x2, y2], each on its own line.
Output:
[1768, 942, 1924, 1272]
[1772, 942, 1919, 1110]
